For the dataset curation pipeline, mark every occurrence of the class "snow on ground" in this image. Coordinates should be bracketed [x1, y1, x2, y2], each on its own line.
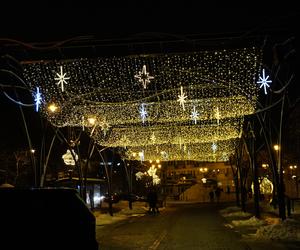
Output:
[232, 216, 266, 227]
[219, 206, 252, 218]
[255, 218, 300, 240]
[220, 202, 300, 241]
[94, 202, 150, 226]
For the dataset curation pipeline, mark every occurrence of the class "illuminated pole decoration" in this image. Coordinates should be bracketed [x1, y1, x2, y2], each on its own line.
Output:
[177, 86, 187, 111]
[54, 66, 70, 92]
[257, 69, 272, 95]
[139, 103, 148, 123]
[147, 165, 161, 185]
[33, 87, 42, 112]
[190, 106, 199, 124]
[134, 64, 154, 89]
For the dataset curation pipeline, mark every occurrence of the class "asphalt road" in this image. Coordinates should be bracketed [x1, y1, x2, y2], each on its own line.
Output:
[96, 202, 299, 250]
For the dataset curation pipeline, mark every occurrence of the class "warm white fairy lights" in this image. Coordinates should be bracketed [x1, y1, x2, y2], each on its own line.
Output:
[126, 139, 238, 162]
[91, 118, 243, 147]
[22, 47, 262, 161]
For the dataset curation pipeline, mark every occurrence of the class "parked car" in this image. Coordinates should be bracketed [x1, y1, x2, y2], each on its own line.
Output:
[0, 187, 99, 250]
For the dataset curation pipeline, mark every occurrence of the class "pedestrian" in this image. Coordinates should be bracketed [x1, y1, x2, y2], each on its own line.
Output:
[147, 187, 159, 214]
[214, 187, 221, 203]
[209, 190, 214, 203]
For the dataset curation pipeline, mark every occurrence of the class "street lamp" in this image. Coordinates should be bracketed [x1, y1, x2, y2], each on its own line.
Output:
[274, 144, 279, 151]
[47, 103, 59, 113]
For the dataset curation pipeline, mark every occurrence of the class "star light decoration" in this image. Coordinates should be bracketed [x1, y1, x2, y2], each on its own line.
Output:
[257, 69, 272, 95]
[54, 66, 70, 92]
[177, 86, 188, 110]
[134, 65, 154, 89]
[33, 87, 42, 112]
[190, 106, 199, 124]
[139, 103, 148, 123]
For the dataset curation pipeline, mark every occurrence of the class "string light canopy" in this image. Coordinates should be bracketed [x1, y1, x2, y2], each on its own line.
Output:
[125, 139, 238, 162]
[22, 47, 262, 161]
[90, 118, 243, 147]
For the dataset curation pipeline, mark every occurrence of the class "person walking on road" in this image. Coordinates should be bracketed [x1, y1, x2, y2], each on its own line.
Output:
[147, 187, 159, 214]
[214, 187, 222, 203]
[209, 190, 214, 203]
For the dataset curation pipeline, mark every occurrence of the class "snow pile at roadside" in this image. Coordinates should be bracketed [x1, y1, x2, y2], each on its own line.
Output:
[220, 205, 300, 241]
[220, 206, 252, 218]
[255, 218, 300, 240]
[119, 206, 148, 216]
[222, 211, 252, 218]
[232, 216, 266, 227]
[219, 206, 241, 214]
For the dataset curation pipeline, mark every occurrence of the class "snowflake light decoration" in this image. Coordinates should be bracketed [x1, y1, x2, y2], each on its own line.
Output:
[211, 142, 217, 153]
[54, 66, 70, 92]
[177, 86, 187, 110]
[257, 69, 272, 95]
[33, 87, 42, 112]
[139, 103, 148, 123]
[190, 106, 199, 124]
[134, 65, 154, 89]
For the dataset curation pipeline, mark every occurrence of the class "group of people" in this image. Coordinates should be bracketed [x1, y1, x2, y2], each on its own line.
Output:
[209, 187, 222, 203]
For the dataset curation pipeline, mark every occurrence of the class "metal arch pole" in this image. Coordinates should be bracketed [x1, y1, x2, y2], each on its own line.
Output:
[96, 146, 113, 216]
[40, 127, 59, 187]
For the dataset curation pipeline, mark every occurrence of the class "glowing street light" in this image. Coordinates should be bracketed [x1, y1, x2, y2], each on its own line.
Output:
[48, 103, 58, 113]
